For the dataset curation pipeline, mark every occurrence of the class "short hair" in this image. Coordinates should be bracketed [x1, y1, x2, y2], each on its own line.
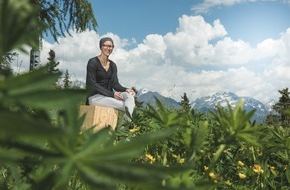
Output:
[99, 37, 114, 49]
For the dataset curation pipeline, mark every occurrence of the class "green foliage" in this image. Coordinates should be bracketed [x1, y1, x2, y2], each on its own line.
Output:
[118, 98, 290, 190]
[34, 0, 97, 41]
[0, 68, 189, 189]
[0, 52, 17, 77]
[179, 92, 191, 113]
[211, 100, 262, 146]
[46, 49, 60, 74]
[0, 0, 45, 55]
[273, 88, 290, 126]
[63, 69, 72, 89]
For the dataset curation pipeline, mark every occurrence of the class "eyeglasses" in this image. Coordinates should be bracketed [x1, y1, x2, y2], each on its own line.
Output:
[102, 44, 114, 49]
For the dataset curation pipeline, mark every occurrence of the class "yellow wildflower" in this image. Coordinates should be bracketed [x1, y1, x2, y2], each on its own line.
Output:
[253, 164, 264, 174]
[209, 172, 217, 180]
[129, 126, 140, 133]
[145, 154, 155, 164]
[238, 173, 246, 179]
[269, 166, 276, 175]
[223, 148, 230, 153]
[178, 158, 185, 164]
[225, 180, 232, 186]
[238, 161, 245, 167]
[204, 166, 209, 171]
[172, 154, 178, 158]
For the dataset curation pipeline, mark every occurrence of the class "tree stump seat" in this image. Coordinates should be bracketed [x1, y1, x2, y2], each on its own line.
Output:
[79, 105, 118, 132]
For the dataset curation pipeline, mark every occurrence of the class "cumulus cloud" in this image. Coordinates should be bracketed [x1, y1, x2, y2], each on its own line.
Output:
[164, 15, 227, 67]
[11, 15, 290, 104]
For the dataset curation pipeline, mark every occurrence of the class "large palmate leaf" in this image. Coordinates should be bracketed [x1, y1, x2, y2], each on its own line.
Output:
[0, 109, 63, 140]
[0, 0, 44, 55]
[0, 68, 87, 116]
[69, 128, 189, 190]
[211, 100, 262, 146]
[2, 66, 61, 94]
[145, 97, 181, 128]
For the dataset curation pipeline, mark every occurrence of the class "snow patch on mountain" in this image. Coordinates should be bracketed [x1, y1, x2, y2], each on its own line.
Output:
[192, 92, 270, 123]
[137, 88, 149, 97]
[136, 89, 272, 123]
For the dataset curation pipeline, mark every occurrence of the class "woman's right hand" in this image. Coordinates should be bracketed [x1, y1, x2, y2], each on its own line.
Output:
[114, 92, 123, 100]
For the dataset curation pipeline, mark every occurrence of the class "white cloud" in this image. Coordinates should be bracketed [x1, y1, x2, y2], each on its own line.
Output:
[11, 15, 290, 104]
[192, 0, 277, 14]
[164, 15, 227, 67]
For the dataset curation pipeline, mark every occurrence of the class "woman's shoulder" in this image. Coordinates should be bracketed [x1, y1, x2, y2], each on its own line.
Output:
[109, 59, 117, 68]
[88, 57, 100, 65]
[88, 56, 98, 62]
[109, 60, 117, 73]
[109, 59, 116, 65]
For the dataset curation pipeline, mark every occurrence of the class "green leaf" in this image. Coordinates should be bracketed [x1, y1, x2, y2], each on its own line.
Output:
[0, 0, 45, 55]
[9, 89, 86, 109]
[0, 148, 32, 162]
[78, 161, 187, 190]
[237, 132, 261, 146]
[76, 162, 118, 190]
[3, 67, 61, 95]
[0, 67, 87, 116]
[0, 141, 62, 159]
[211, 100, 261, 145]
[145, 98, 180, 128]
[286, 168, 290, 184]
[0, 109, 64, 140]
[79, 127, 177, 162]
[192, 121, 208, 150]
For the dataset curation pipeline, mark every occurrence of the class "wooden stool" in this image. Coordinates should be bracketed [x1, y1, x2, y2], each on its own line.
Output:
[79, 105, 118, 132]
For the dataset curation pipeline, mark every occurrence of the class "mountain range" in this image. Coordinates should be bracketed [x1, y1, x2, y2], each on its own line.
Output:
[136, 88, 274, 123]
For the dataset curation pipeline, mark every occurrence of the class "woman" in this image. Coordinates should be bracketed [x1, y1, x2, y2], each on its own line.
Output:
[86, 37, 135, 120]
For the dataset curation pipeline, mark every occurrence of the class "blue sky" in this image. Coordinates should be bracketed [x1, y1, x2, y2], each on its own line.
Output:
[92, 0, 290, 46]
[14, 0, 290, 104]
[91, 0, 198, 44]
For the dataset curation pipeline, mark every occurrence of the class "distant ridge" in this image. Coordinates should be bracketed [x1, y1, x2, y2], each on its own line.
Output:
[137, 88, 181, 109]
[192, 92, 270, 123]
[136, 88, 271, 123]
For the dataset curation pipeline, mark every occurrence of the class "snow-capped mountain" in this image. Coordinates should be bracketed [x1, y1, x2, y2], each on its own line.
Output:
[192, 92, 271, 123]
[137, 89, 272, 123]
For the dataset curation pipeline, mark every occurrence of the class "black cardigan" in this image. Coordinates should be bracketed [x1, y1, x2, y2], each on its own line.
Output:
[86, 57, 127, 100]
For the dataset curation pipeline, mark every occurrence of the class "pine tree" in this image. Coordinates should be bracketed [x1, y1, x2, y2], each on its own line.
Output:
[180, 92, 191, 112]
[0, 52, 17, 77]
[46, 49, 60, 74]
[63, 69, 72, 89]
[273, 88, 290, 126]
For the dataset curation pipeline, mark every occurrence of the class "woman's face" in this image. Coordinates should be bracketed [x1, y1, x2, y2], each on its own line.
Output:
[101, 41, 114, 56]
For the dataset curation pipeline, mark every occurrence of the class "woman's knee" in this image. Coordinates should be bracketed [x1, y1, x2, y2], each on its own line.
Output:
[125, 93, 135, 104]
